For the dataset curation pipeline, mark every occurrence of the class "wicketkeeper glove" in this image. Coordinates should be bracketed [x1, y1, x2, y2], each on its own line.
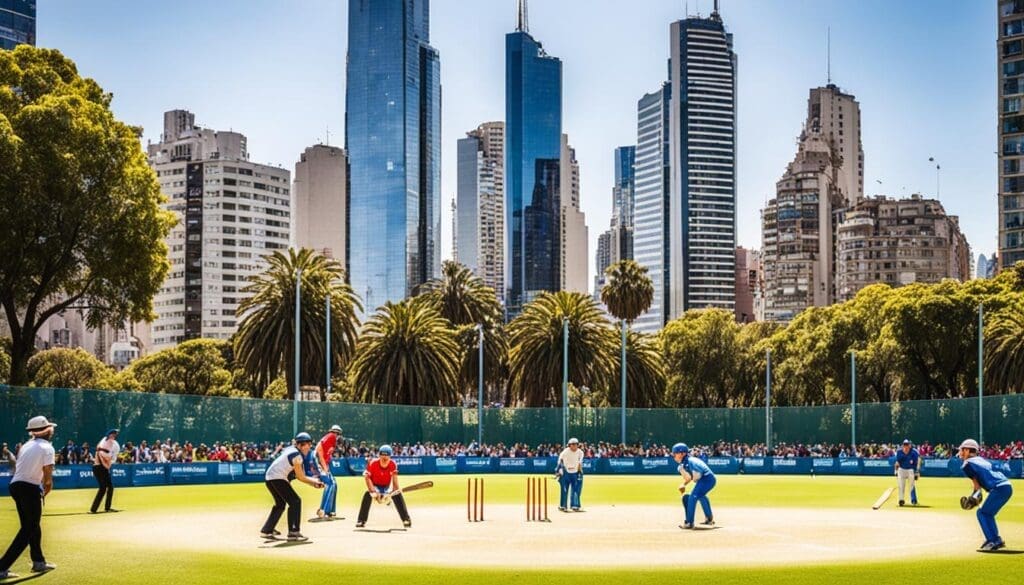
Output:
[960, 491, 983, 510]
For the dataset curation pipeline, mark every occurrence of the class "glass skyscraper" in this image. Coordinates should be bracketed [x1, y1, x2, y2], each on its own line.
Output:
[612, 145, 637, 262]
[505, 15, 562, 314]
[345, 0, 441, 313]
[0, 0, 36, 50]
[633, 84, 671, 332]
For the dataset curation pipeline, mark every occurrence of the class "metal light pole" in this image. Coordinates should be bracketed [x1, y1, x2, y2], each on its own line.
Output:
[620, 319, 627, 445]
[325, 292, 331, 393]
[766, 348, 772, 453]
[477, 323, 484, 446]
[562, 317, 569, 446]
[293, 269, 302, 437]
[850, 350, 857, 450]
[978, 303, 984, 446]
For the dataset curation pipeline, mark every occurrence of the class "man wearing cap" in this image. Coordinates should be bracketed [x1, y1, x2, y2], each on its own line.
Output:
[958, 439, 1013, 552]
[355, 445, 411, 528]
[673, 443, 716, 529]
[314, 424, 343, 519]
[555, 438, 585, 512]
[894, 439, 921, 507]
[261, 432, 324, 541]
[89, 428, 120, 514]
[0, 416, 58, 578]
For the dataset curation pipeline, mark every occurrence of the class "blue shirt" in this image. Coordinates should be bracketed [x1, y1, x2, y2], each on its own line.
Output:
[895, 448, 919, 470]
[680, 456, 714, 480]
[962, 456, 1010, 492]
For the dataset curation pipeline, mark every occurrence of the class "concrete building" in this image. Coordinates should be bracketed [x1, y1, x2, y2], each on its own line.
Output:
[734, 247, 761, 323]
[560, 134, 589, 293]
[146, 109, 291, 350]
[594, 229, 612, 297]
[456, 121, 505, 299]
[806, 85, 864, 204]
[610, 146, 636, 265]
[1000, 0, 1024, 270]
[836, 194, 971, 301]
[0, 0, 34, 50]
[293, 144, 346, 260]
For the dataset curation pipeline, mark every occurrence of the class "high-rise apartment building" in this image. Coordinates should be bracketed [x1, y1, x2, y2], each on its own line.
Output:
[560, 134, 589, 293]
[1000, 0, 1024, 270]
[457, 122, 505, 299]
[505, 0, 562, 314]
[146, 110, 291, 350]
[734, 246, 761, 323]
[293, 145, 346, 261]
[0, 0, 35, 50]
[633, 84, 671, 332]
[346, 0, 441, 312]
[836, 194, 971, 301]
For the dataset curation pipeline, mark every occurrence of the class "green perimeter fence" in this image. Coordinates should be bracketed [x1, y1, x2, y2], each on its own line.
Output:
[1, 386, 1022, 447]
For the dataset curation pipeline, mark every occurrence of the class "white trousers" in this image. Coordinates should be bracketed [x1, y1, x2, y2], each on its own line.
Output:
[896, 468, 916, 502]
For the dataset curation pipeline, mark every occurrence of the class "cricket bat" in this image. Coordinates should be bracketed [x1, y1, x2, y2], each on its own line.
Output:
[397, 480, 433, 494]
[872, 487, 895, 510]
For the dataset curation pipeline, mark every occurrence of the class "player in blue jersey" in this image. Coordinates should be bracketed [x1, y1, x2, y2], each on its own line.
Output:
[894, 439, 921, 506]
[958, 439, 1013, 552]
[672, 443, 716, 529]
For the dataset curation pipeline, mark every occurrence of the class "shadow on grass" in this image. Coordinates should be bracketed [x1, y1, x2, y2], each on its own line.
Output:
[353, 528, 408, 534]
[307, 517, 345, 523]
[42, 512, 95, 517]
[979, 549, 1024, 555]
[1, 572, 46, 584]
[258, 540, 313, 549]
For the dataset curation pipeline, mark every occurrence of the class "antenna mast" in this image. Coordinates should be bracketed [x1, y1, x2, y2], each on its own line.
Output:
[517, 0, 529, 33]
[827, 27, 832, 84]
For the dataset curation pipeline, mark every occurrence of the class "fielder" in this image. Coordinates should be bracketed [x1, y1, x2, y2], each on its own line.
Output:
[555, 437, 584, 511]
[958, 439, 1013, 552]
[260, 432, 324, 541]
[355, 445, 411, 528]
[673, 443, 716, 529]
[314, 424, 343, 519]
[89, 429, 120, 514]
[0, 416, 57, 579]
[894, 439, 920, 506]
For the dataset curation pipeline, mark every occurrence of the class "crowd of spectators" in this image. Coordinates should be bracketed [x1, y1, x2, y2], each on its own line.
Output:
[6, 437, 1023, 466]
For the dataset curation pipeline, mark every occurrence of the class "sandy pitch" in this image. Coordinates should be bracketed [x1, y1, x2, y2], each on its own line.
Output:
[104, 502, 983, 567]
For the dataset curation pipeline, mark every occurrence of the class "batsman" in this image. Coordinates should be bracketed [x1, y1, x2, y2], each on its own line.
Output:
[355, 445, 411, 528]
[673, 443, 716, 529]
[314, 424, 343, 519]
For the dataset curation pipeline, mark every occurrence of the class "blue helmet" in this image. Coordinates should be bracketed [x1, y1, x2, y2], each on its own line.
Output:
[379, 444, 393, 456]
[294, 432, 313, 444]
[672, 443, 689, 455]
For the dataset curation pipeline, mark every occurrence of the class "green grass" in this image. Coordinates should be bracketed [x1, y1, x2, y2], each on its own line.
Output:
[0, 475, 1021, 584]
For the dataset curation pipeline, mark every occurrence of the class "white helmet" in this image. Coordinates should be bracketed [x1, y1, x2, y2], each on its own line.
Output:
[330, 424, 342, 434]
[958, 439, 980, 451]
[568, 437, 579, 445]
[26, 416, 57, 432]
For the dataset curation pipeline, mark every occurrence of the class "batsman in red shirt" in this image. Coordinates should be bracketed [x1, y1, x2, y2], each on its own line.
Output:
[314, 424, 342, 519]
[355, 444, 411, 528]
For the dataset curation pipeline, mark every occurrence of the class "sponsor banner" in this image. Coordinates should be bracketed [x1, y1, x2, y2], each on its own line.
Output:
[531, 457, 557, 473]
[460, 457, 495, 473]
[168, 463, 214, 484]
[740, 457, 771, 474]
[0, 469, 10, 496]
[434, 457, 458, 474]
[581, 458, 598, 473]
[608, 458, 638, 473]
[639, 457, 676, 475]
[771, 457, 811, 474]
[216, 463, 246, 483]
[812, 458, 838, 474]
[706, 457, 739, 474]
[393, 457, 423, 474]
[327, 459, 350, 476]
[52, 465, 79, 489]
[498, 458, 529, 472]
[921, 458, 952, 477]
[837, 458, 862, 474]
[132, 464, 167, 486]
[861, 458, 894, 476]
[245, 461, 269, 477]
[110, 466, 132, 487]
[346, 458, 367, 474]
[1010, 459, 1024, 479]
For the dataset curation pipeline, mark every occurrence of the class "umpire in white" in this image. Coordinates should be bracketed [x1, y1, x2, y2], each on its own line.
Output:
[0, 416, 58, 579]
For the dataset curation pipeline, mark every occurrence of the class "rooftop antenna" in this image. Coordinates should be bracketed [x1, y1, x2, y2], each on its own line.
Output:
[325, 126, 331, 146]
[516, 0, 528, 33]
[714, 0, 720, 15]
[827, 27, 832, 84]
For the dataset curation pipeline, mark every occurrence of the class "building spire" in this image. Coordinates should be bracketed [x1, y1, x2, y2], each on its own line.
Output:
[827, 26, 832, 84]
[517, 0, 528, 33]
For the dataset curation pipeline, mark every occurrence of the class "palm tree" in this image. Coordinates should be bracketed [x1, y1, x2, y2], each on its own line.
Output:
[601, 260, 655, 322]
[984, 297, 1024, 393]
[234, 248, 361, 399]
[350, 299, 461, 405]
[508, 291, 617, 406]
[619, 330, 665, 408]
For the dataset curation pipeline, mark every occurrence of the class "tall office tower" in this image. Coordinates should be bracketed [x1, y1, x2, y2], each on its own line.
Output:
[293, 144, 347, 261]
[836, 194, 971, 300]
[0, 0, 34, 49]
[506, 0, 563, 314]
[594, 229, 612, 297]
[977, 254, 989, 279]
[346, 0, 441, 312]
[1000, 0, 1024, 270]
[457, 121, 506, 299]
[560, 134, 589, 293]
[146, 110, 291, 350]
[633, 83, 671, 333]
[666, 5, 737, 315]
[610, 145, 637, 265]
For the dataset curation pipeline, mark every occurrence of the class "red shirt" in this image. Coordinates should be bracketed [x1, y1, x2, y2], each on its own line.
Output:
[317, 433, 338, 464]
[364, 457, 397, 487]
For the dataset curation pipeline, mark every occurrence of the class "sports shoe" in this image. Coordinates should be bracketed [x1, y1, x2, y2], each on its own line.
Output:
[571, 507, 581, 512]
[701, 518, 715, 526]
[31, 562, 56, 573]
[355, 521, 365, 528]
[898, 500, 905, 507]
[0, 570, 20, 579]
[403, 520, 412, 528]
[558, 506, 567, 512]
[286, 532, 308, 542]
[260, 531, 278, 539]
[679, 523, 694, 530]
[106, 508, 120, 513]
[316, 508, 325, 519]
[992, 539, 1006, 551]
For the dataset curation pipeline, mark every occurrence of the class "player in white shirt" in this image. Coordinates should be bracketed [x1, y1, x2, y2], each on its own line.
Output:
[0, 416, 58, 579]
[90, 429, 120, 513]
[555, 438, 585, 511]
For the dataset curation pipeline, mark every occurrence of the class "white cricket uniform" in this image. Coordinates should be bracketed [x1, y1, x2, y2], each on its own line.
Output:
[265, 447, 302, 481]
[557, 447, 584, 473]
[12, 438, 55, 486]
[95, 437, 120, 465]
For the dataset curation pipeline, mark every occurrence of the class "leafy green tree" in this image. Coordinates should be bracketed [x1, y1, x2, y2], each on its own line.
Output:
[234, 248, 361, 399]
[984, 296, 1024, 394]
[350, 299, 460, 405]
[0, 338, 9, 383]
[122, 339, 233, 396]
[26, 347, 110, 389]
[618, 331, 665, 408]
[507, 291, 616, 407]
[661, 309, 742, 407]
[0, 46, 175, 385]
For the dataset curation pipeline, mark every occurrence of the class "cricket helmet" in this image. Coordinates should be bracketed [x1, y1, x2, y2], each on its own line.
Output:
[672, 443, 689, 454]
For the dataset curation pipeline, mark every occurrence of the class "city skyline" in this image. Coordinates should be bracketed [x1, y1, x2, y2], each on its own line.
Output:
[37, 0, 996, 290]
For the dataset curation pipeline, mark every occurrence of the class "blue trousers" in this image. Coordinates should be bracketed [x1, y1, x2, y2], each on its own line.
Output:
[977, 483, 1013, 544]
[559, 472, 582, 509]
[319, 472, 337, 515]
[683, 475, 716, 525]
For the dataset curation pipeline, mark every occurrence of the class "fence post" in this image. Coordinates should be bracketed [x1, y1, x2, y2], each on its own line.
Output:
[766, 348, 772, 453]
[620, 319, 627, 446]
[293, 269, 302, 437]
[978, 303, 983, 446]
[478, 323, 484, 447]
[562, 317, 569, 446]
[850, 350, 856, 450]
[326, 292, 331, 393]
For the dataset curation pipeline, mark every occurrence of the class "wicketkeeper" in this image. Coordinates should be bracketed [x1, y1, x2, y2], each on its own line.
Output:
[314, 424, 343, 519]
[957, 439, 1013, 552]
[673, 443, 716, 529]
[355, 445, 411, 528]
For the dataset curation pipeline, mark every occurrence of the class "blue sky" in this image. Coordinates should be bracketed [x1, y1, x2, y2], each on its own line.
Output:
[39, 0, 997, 284]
